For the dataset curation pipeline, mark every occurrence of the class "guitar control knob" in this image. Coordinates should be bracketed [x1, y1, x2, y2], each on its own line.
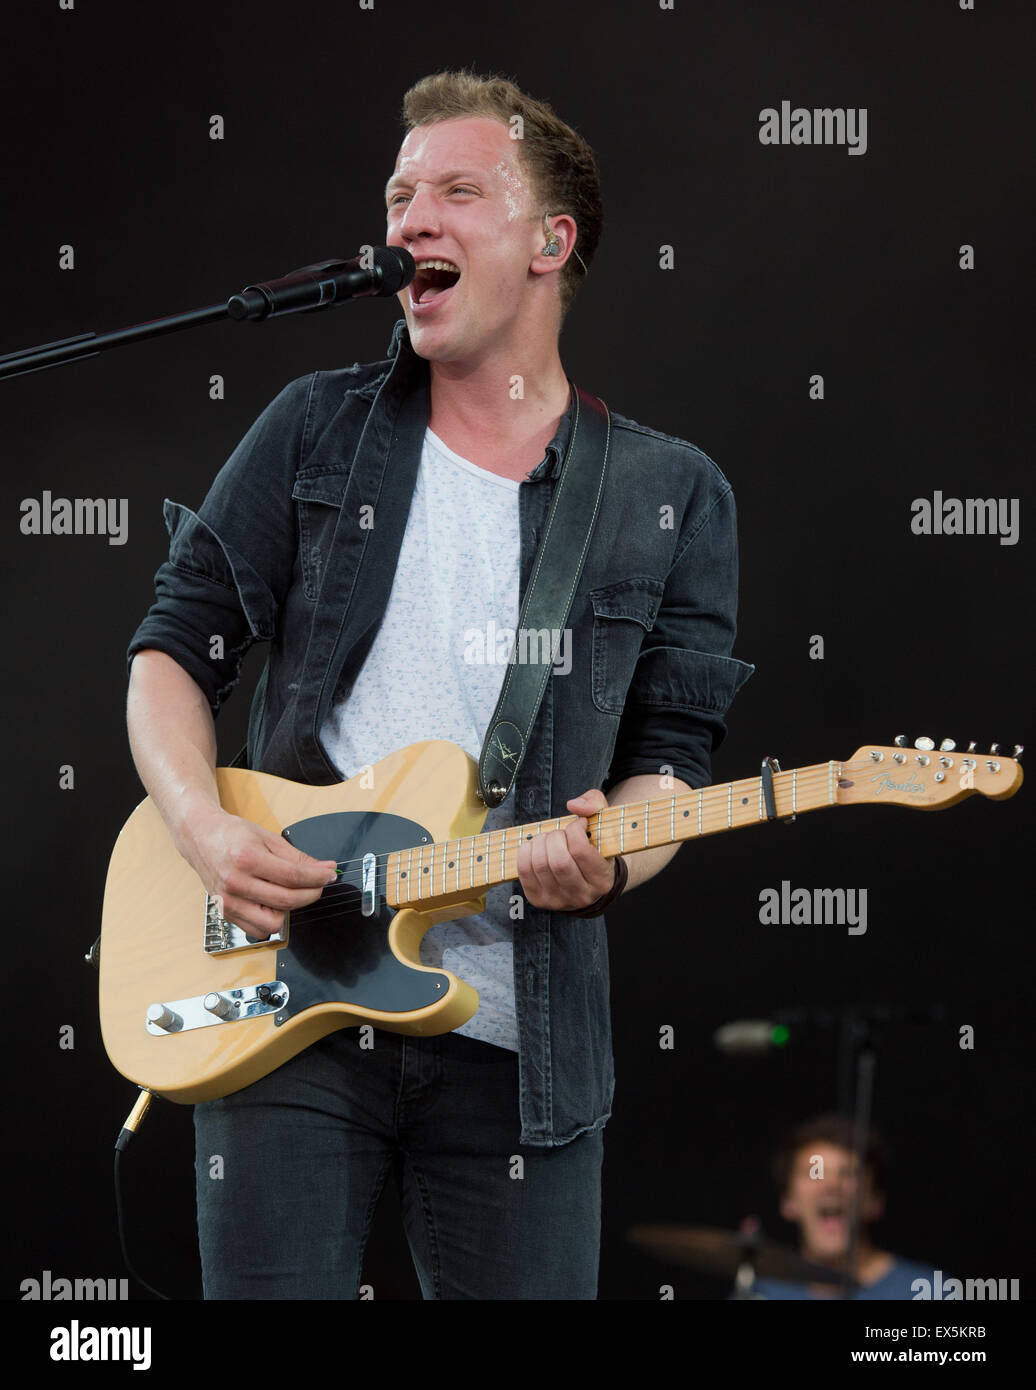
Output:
[939, 739, 956, 751]
[914, 736, 935, 751]
[894, 734, 909, 747]
[146, 1003, 182, 1032]
[204, 991, 237, 1019]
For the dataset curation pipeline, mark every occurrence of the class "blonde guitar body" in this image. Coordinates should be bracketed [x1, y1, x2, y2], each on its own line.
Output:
[99, 733, 1022, 1105]
[100, 741, 488, 1104]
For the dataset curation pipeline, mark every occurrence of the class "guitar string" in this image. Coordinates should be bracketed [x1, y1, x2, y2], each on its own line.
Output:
[302, 761, 839, 891]
[317, 753, 945, 875]
[245, 754, 969, 929]
[281, 753, 978, 925]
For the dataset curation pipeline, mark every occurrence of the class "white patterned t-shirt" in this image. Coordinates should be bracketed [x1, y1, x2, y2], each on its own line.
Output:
[319, 427, 522, 1051]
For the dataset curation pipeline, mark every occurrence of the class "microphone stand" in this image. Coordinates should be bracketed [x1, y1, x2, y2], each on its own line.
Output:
[0, 305, 230, 381]
[0, 256, 408, 382]
[729, 1217, 768, 1300]
[767, 1001, 942, 1300]
[837, 1006, 877, 1301]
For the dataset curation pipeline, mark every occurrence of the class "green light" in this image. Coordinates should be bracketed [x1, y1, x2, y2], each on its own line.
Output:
[772, 1024, 790, 1047]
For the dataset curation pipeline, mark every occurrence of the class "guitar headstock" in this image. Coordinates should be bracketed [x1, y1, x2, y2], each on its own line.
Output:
[841, 736, 1023, 809]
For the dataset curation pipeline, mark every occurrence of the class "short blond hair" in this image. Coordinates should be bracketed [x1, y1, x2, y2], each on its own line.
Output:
[401, 70, 603, 316]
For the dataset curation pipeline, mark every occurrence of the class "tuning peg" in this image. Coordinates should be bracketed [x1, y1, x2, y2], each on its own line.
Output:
[894, 734, 909, 747]
[1014, 745, 1024, 761]
[989, 743, 1000, 755]
[939, 739, 956, 751]
[967, 741, 976, 753]
[914, 736, 935, 751]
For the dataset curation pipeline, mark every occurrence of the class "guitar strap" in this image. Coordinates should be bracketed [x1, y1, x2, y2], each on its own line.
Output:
[229, 384, 611, 790]
[477, 384, 611, 808]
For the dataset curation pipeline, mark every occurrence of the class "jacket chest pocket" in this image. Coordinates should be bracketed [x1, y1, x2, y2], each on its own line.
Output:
[291, 475, 349, 601]
[590, 576, 665, 715]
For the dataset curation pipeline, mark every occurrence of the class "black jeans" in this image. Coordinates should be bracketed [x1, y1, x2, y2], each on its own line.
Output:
[193, 1028, 603, 1299]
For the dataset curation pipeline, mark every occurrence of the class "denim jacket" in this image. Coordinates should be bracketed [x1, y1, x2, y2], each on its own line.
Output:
[127, 320, 754, 1146]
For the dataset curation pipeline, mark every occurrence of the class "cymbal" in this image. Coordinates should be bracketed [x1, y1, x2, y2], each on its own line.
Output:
[628, 1223, 844, 1285]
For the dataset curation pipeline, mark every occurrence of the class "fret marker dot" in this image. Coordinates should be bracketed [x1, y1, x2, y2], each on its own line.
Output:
[741, 797, 748, 804]
[683, 810, 689, 817]
[477, 855, 483, 862]
[422, 867, 429, 874]
[448, 861, 454, 869]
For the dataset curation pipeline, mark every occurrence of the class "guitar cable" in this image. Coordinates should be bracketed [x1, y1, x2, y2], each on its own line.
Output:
[87, 936, 174, 1299]
[113, 1088, 172, 1301]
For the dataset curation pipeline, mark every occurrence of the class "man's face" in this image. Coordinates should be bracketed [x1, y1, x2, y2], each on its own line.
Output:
[385, 116, 546, 364]
[779, 1143, 884, 1260]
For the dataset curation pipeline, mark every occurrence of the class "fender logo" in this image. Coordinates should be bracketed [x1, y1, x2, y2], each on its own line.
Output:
[870, 771, 925, 795]
[491, 733, 520, 766]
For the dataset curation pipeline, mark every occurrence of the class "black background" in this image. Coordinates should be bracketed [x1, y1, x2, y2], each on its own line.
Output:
[3, 0, 1033, 1313]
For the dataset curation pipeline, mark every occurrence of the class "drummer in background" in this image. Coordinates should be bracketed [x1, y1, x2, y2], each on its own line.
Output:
[753, 1113, 937, 1299]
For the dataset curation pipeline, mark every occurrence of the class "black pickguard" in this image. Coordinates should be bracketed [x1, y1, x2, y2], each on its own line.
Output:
[272, 810, 449, 1021]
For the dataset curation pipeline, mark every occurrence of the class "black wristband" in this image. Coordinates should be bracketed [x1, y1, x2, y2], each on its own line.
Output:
[568, 855, 628, 918]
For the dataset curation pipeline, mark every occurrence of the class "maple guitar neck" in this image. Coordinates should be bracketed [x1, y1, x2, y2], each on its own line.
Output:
[383, 742, 1022, 913]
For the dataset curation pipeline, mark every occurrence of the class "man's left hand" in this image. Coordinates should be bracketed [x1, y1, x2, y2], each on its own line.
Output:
[516, 789, 616, 912]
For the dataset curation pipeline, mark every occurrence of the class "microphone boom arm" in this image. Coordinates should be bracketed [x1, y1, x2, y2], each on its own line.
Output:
[0, 247, 414, 382]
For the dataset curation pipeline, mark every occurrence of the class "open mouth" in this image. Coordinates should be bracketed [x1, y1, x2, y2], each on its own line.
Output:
[410, 258, 461, 305]
[817, 1203, 846, 1228]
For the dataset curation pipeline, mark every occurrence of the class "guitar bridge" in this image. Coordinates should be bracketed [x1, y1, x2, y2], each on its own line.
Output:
[203, 894, 285, 954]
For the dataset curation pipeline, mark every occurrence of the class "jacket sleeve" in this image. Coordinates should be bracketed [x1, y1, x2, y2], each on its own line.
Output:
[603, 481, 754, 792]
[126, 374, 316, 712]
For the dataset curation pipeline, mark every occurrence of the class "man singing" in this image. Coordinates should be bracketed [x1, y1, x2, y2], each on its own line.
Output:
[126, 70, 752, 1299]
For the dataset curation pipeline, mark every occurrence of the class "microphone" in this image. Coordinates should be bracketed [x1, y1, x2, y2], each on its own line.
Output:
[713, 1004, 945, 1055]
[713, 1020, 793, 1056]
[227, 247, 415, 322]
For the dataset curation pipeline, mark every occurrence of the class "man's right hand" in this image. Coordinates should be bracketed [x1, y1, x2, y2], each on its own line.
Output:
[175, 804, 339, 940]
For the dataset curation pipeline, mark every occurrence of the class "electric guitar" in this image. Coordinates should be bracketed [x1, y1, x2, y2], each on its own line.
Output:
[98, 736, 1022, 1103]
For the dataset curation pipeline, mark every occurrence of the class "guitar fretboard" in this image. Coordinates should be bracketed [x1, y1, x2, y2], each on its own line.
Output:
[384, 761, 843, 909]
